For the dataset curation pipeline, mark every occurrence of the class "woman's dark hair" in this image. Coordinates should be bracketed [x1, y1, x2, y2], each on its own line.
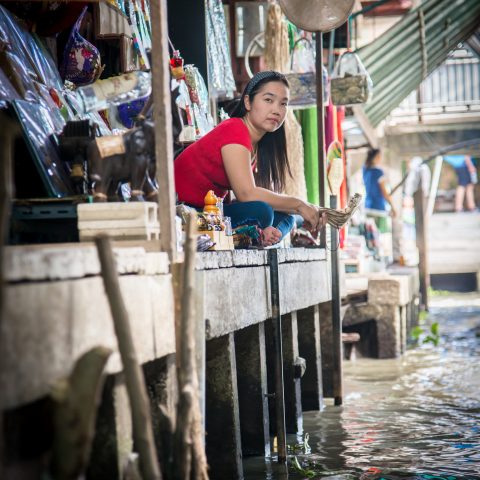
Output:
[229, 71, 291, 192]
[365, 148, 381, 168]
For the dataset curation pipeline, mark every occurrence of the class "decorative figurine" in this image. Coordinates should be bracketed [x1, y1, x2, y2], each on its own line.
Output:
[203, 190, 221, 215]
[87, 119, 158, 201]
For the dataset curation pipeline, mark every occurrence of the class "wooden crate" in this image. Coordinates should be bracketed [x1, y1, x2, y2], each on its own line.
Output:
[77, 202, 160, 242]
[204, 230, 234, 251]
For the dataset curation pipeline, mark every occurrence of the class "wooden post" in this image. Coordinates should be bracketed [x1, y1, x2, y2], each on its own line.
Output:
[150, 0, 177, 263]
[0, 113, 17, 478]
[414, 185, 429, 311]
[95, 235, 162, 480]
[174, 215, 208, 480]
[316, 32, 327, 247]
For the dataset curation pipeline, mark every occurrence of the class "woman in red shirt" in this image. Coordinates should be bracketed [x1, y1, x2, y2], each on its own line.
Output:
[174, 70, 323, 246]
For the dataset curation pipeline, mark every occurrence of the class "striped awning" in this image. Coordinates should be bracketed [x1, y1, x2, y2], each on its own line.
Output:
[356, 0, 480, 127]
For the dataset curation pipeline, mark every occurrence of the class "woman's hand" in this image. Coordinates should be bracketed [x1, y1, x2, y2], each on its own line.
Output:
[298, 202, 320, 231]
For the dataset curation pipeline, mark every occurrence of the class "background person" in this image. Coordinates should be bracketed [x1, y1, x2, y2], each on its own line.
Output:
[362, 148, 396, 233]
[444, 154, 477, 212]
[174, 70, 324, 246]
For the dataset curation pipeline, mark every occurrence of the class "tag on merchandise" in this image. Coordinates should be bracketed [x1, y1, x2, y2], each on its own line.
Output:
[95, 135, 126, 158]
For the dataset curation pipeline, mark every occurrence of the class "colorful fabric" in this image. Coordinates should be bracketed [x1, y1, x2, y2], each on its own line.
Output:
[174, 117, 252, 207]
[224, 201, 295, 239]
[297, 107, 319, 205]
[60, 7, 102, 86]
[444, 154, 466, 169]
[363, 166, 386, 211]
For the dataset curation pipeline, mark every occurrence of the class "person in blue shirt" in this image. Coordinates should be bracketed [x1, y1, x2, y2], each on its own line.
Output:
[363, 148, 396, 229]
[443, 155, 477, 212]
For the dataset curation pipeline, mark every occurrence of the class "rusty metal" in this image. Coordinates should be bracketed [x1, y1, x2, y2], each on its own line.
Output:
[268, 249, 287, 462]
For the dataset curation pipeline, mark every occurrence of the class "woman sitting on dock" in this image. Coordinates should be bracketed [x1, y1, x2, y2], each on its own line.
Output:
[174, 70, 324, 247]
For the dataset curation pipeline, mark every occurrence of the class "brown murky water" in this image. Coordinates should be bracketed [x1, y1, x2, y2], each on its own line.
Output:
[244, 294, 480, 479]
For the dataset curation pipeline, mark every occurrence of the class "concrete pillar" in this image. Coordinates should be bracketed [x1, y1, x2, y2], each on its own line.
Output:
[297, 305, 323, 411]
[234, 323, 270, 457]
[87, 374, 132, 480]
[205, 333, 243, 480]
[143, 354, 177, 471]
[318, 301, 334, 398]
[265, 314, 303, 436]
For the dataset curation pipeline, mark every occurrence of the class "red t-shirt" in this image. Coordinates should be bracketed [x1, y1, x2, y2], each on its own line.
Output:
[174, 117, 253, 207]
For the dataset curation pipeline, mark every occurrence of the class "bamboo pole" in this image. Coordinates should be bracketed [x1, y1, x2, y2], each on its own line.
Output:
[95, 235, 162, 480]
[174, 214, 209, 480]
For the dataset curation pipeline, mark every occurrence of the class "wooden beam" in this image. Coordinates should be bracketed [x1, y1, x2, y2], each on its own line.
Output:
[352, 105, 379, 149]
[414, 186, 429, 311]
[151, 0, 177, 263]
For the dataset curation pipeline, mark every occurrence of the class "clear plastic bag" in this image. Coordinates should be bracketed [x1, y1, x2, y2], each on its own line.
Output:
[330, 52, 373, 106]
[286, 37, 328, 109]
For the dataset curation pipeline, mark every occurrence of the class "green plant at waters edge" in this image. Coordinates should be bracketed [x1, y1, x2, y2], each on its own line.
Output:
[428, 286, 452, 297]
[411, 321, 440, 346]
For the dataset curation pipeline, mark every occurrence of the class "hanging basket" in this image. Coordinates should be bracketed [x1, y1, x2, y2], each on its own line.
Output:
[330, 51, 373, 106]
[285, 38, 328, 109]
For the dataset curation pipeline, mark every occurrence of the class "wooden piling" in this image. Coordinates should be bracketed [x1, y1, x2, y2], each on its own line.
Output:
[95, 235, 162, 480]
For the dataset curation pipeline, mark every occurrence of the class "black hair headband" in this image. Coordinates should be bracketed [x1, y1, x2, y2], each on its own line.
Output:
[244, 70, 284, 96]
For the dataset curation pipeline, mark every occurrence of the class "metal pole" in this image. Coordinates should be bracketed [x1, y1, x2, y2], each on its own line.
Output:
[268, 249, 287, 462]
[316, 32, 327, 248]
[330, 195, 343, 406]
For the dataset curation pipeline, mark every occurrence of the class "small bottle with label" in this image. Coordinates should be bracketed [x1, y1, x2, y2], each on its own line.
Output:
[76, 71, 151, 114]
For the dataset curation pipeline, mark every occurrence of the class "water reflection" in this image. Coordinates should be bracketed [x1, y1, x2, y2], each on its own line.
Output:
[244, 295, 480, 479]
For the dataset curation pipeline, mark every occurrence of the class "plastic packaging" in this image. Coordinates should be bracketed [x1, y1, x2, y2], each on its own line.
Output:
[330, 52, 373, 106]
[76, 71, 152, 114]
[285, 37, 329, 108]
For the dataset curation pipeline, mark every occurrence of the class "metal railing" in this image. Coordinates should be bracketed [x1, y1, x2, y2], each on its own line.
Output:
[388, 49, 480, 123]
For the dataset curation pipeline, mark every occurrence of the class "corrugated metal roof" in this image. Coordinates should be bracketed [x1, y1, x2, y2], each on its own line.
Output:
[356, 0, 480, 127]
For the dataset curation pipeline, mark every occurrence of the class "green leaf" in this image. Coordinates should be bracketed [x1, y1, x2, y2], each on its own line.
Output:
[430, 322, 439, 336]
[423, 335, 439, 347]
[411, 326, 424, 340]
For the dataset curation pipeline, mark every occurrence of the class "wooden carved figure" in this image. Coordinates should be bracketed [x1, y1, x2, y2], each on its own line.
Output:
[87, 119, 158, 202]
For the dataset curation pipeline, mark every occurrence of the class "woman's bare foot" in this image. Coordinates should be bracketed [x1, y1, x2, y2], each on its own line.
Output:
[261, 226, 282, 246]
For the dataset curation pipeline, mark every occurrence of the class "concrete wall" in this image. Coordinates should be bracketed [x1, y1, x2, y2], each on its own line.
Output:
[1, 245, 331, 411]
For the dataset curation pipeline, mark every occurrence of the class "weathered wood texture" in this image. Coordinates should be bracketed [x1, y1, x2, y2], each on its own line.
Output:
[151, 0, 177, 262]
[173, 215, 208, 480]
[95, 235, 161, 480]
[414, 186, 429, 310]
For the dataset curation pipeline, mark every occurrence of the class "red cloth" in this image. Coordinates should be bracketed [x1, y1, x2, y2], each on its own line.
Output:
[174, 118, 252, 207]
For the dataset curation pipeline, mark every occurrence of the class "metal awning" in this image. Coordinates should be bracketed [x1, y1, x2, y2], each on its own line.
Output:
[356, 0, 480, 127]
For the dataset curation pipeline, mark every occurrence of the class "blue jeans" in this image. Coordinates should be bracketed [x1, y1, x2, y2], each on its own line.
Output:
[223, 201, 296, 239]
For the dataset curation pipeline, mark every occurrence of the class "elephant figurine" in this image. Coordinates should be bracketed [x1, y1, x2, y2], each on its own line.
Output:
[87, 119, 158, 202]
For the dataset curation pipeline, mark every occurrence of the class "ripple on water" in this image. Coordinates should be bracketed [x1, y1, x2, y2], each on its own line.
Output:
[243, 297, 480, 479]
